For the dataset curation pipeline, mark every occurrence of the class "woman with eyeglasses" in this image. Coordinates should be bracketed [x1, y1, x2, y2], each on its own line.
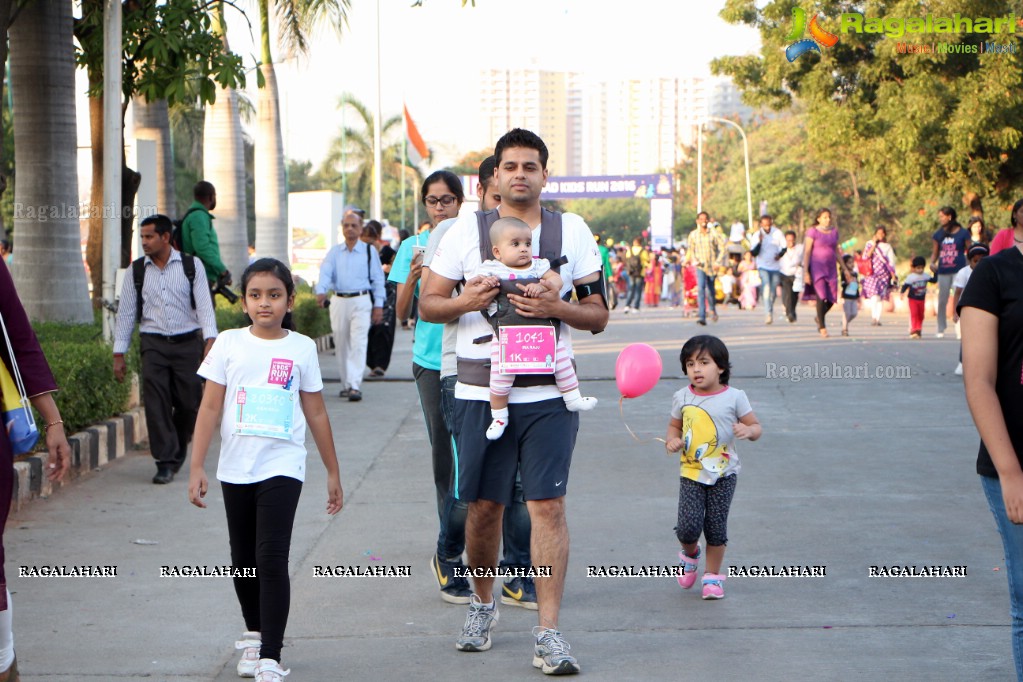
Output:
[387, 172, 474, 599]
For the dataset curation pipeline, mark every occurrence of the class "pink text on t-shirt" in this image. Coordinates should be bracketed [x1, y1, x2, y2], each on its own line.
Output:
[268, 359, 295, 387]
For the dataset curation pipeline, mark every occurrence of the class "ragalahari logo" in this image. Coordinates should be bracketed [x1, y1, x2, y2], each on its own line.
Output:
[785, 8, 839, 61]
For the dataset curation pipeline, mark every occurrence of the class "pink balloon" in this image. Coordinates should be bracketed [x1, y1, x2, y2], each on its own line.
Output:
[616, 343, 662, 399]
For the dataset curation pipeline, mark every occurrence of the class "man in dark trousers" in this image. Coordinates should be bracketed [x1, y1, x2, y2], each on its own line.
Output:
[421, 129, 608, 674]
[113, 214, 218, 484]
[181, 180, 232, 289]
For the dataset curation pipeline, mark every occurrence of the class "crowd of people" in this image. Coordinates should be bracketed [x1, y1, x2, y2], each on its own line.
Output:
[0, 124, 1014, 681]
[605, 205, 1010, 350]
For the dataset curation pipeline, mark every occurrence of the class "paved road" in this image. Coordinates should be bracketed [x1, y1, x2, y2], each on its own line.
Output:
[8, 302, 1007, 680]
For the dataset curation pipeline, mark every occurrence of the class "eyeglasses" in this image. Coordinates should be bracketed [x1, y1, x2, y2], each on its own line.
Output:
[425, 195, 458, 207]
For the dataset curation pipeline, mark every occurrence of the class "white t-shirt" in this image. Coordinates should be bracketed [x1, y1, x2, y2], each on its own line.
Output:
[476, 258, 552, 316]
[749, 228, 787, 271]
[953, 264, 973, 291]
[430, 211, 602, 402]
[198, 327, 324, 484]
[779, 243, 804, 277]
[423, 218, 459, 378]
[670, 385, 753, 485]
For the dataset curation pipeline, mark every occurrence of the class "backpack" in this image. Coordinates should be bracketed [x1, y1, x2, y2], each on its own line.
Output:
[626, 249, 645, 277]
[132, 254, 197, 323]
[170, 207, 204, 253]
[474, 208, 565, 273]
[457, 209, 569, 389]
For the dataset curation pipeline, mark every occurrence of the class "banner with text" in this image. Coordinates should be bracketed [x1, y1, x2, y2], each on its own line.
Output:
[541, 174, 673, 200]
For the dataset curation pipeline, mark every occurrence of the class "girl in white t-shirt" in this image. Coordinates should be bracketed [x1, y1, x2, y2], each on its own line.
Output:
[476, 217, 596, 440]
[189, 258, 343, 682]
[665, 335, 761, 600]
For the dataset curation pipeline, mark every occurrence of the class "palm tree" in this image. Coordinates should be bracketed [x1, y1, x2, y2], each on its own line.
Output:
[322, 93, 413, 212]
[8, 0, 92, 322]
[204, 4, 249, 281]
[254, 0, 350, 263]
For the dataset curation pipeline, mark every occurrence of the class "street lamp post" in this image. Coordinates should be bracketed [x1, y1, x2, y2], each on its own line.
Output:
[696, 117, 753, 233]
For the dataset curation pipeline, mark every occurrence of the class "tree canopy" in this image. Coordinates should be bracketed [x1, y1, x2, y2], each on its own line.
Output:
[713, 0, 1023, 251]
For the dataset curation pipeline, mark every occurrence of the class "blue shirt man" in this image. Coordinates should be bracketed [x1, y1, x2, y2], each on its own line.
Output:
[316, 210, 385, 401]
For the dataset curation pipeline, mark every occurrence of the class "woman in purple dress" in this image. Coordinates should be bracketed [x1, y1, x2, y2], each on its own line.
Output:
[0, 258, 70, 680]
[801, 208, 855, 338]
[861, 226, 897, 326]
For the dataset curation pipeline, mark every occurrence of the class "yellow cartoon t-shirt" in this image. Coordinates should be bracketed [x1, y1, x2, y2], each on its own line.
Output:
[670, 385, 752, 484]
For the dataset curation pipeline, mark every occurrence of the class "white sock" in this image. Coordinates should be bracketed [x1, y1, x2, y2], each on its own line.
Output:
[487, 408, 509, 441]
[563, 388, 597, 412]
[0, 591, 13, 671]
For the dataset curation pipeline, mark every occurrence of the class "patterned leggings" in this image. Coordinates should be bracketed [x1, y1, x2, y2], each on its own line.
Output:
[675, 475, 737, 546]
[490, 336, 577, 397]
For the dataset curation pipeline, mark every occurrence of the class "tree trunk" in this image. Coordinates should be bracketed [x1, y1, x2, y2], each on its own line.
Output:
[0, 0, 11, 240]
[87, 93, 103, 304]
[254, 0, 287, 263]
[255, 62, 287, 263]
[133, 97, 177, 215]
[9, 0, 92, 322]
[203, 8, 249, 280]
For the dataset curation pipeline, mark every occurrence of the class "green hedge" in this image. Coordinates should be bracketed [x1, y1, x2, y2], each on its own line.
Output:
[21, 281, 331, 443]
[215, 283, 331, 339]
[32, 319, 138, 437]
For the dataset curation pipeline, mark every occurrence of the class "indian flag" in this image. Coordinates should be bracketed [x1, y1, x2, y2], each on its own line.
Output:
[404, 104, 429, 166]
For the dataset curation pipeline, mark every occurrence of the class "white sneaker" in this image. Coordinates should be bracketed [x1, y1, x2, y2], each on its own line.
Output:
[235, 632, 261, 678]
[954, 362, 963, 376]
[935, 332, 945, 339]
[254, 659, 290, 682]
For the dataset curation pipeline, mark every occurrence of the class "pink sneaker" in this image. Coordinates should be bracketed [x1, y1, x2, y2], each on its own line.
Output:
[676, 548, 700, 589]
[702, 573, 726, 599]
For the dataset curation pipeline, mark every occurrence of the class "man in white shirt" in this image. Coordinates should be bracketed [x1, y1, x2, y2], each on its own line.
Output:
[113, 214, 218, 484]
[778, 230, 805, 323]
[315, 209, 385, 402]
[421, 129, 607, 675]
[749, 215, 788, 324]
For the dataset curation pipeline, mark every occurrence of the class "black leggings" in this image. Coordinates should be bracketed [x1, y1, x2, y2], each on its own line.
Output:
[675, 475, 737, 547]
[222, 476, 303, 662]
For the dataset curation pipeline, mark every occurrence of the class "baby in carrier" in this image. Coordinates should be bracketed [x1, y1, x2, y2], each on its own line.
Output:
[476, 216, 597, 440]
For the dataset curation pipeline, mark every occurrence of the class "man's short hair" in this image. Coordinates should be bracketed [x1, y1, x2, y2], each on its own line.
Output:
[489, 216, 530, 245]
[141, 213, 173, 236]
[495, 129, 548, 169]
[697, 211, 709, 220]
[760, 214, 773, 223]
[478, 155, 497, 188]
[193, 181, 215, 201]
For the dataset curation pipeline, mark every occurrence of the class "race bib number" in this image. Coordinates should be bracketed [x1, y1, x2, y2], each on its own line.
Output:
[235, 386, 295, 439]
[498, 325, 557, 374]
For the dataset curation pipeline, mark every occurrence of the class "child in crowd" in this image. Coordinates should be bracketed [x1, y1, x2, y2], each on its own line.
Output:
[717, 265, 737, 306]
[840, 254, 860, 336]
[901, 256, 938, 339]
[665, 335, 761, 600]
[737, 251, 759, 310]
[475, 217, 597, 441]
[189, 258, 344, 682]
[951, 243, 990, 374]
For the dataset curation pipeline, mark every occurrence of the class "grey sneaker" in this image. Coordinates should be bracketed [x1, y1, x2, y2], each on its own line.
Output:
[455, 594, 499, 652]
[532, 626, 580, 675]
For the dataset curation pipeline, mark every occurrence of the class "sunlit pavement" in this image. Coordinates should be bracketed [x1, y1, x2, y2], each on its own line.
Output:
[7, 302, 1006, 680]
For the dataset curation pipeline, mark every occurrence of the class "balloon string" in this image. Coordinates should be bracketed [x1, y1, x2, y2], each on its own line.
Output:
[619, 396, 667, 444]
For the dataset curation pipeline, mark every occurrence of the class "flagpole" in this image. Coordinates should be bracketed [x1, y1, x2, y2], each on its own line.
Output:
[373, 0, 384, 220]
[401, 105, 407, 233]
